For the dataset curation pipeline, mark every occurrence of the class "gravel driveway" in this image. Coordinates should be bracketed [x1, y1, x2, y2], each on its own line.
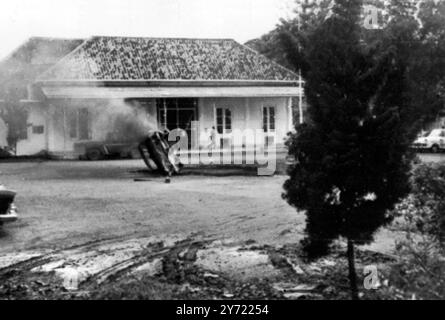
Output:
[0, 160, 303, 255]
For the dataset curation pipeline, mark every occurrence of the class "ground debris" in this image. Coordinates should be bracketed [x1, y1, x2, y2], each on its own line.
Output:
[272, 282, 317, 296]
[0, 237, 403, 300]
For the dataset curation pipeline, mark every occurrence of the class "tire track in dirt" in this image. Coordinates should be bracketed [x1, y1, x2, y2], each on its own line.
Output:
[83, 238, 213, 287]
[0, 234, 138, 275]
[0, 233, 217, 291]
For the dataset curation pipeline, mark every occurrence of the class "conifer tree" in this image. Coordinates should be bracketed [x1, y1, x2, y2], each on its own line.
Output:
[283, 0, 416, 299]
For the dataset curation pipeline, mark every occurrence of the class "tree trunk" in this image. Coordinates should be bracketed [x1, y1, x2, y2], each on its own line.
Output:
[347, 238, 359, 300]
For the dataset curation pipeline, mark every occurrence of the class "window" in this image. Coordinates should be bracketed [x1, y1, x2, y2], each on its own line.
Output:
[263, 106, 275, 132]
[67, 108, 90, 140]
[78, 108, 90, 140]
[156, 98, 198, 131]
[32, 125, 44, 134]
[216, 108, 231, 134]
[68, 110, 78, 139]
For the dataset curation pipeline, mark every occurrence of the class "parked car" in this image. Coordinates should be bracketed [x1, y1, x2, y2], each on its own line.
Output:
[74, 141, 140, 161]
[0, 185, 17, 226]
[412, 129, 445, 153]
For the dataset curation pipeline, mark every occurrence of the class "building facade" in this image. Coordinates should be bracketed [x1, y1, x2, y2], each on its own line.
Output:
[1, 36, 303, 158]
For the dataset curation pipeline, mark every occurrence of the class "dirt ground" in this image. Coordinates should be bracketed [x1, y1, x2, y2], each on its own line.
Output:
[0, 160, 303, 253]
[0, 160, 404, 299]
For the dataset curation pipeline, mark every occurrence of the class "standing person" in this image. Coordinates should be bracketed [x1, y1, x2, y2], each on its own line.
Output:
[208, 126, 217, 150]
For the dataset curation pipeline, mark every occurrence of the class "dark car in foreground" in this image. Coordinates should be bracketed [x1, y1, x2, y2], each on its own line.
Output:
[0, 185, 17, 226]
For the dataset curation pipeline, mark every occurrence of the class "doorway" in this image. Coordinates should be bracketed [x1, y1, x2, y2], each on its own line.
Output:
[157, 98, 198, 147]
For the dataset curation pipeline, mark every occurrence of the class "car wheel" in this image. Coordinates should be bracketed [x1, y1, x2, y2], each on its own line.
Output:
[431, 145, 440, 154]
[86, 148, 103, 161]
[138, 144, 158, 171]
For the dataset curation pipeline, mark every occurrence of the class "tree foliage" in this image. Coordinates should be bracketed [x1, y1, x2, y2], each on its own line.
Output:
[246, 0, 332, 75]
[247, 0, 445, 128]
[385, 0, 445, 126]
[283, 0, 415, 259]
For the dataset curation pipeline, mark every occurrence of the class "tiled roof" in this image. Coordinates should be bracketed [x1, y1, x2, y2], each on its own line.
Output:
[38, 36, 298, 82]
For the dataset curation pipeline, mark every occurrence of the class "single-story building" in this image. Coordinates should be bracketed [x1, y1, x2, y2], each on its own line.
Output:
[1, 36, 304, 158]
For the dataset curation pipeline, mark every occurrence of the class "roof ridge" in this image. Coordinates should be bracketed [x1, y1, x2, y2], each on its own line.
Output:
[90, 35, 236, 42]
[28, 36, 85, 41]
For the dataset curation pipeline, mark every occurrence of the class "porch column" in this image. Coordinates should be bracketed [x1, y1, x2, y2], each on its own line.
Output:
[245, 98, 250, 130]
[213, 101, 216, 128]
[298, 75, 305, 125]
[163, 99, 167, 129]
[287, 97, 294, 132]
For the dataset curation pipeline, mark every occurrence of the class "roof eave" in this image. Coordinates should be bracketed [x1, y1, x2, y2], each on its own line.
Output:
[35, 79, 299, 88]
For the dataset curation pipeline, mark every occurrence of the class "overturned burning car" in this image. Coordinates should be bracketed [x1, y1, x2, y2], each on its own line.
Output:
[0, 185, 18, 226]
[138, 130, 183, 177]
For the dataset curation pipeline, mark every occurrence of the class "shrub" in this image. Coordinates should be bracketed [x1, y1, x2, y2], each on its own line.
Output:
[389, 162, 445, 299]
[395, 163, 445, 246]
[390, 234, 445, 299]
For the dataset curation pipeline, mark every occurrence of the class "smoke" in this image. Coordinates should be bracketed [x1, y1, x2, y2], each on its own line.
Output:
[92, 99, 157, 143]
[57, 98, 157, 144]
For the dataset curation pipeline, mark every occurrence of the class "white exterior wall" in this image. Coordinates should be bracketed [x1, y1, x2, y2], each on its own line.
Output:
[197, 97, 291, 149]
[17, 102, 90, 157]
[16, 96, 292, 156]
